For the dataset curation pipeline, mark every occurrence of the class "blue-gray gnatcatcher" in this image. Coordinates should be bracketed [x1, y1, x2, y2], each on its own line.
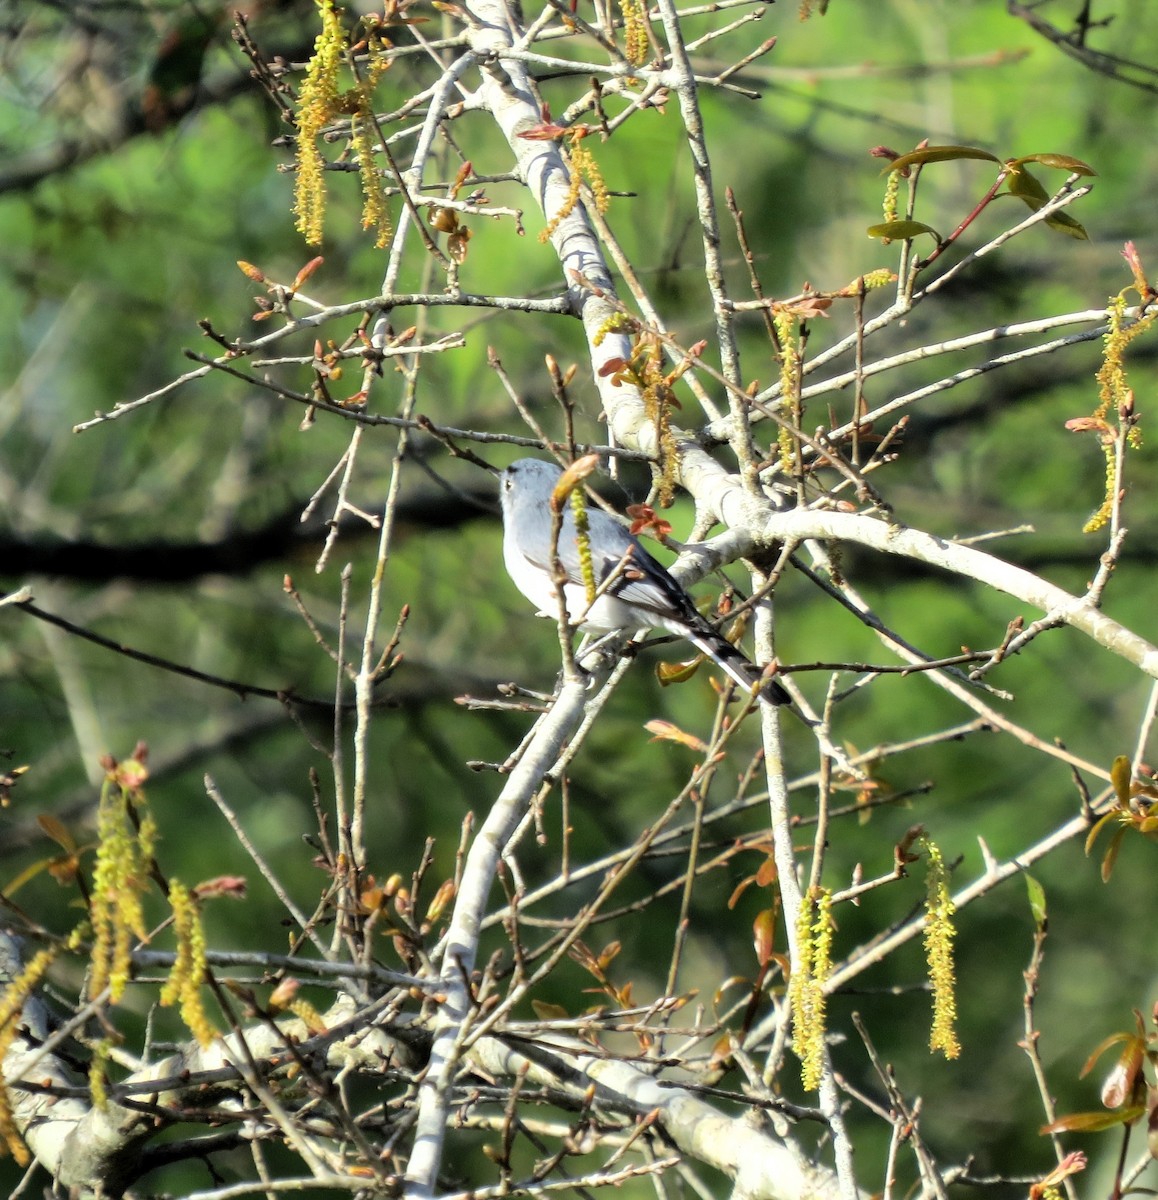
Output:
[499, 458, 789, 704]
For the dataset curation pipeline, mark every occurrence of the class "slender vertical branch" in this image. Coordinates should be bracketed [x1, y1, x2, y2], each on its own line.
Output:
[652, 0, 759, 486]
[754, 580, 860, 1200]
[404, 679, 592, 1200]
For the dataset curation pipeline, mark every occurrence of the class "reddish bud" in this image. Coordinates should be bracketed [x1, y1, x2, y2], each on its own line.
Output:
[268, 977, 300, 1010]
[626, 504, 673, 540]
[291, 256, 324, 293]
[517, 123, 569, 141]
[193, 876, 248, 900]
[1064, 416, 1114, 435]
[449, 160, 472, 200]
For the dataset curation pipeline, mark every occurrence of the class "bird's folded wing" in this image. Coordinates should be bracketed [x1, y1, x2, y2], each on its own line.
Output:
[597, 547, 702, 627]
[515, 516, 698, 627]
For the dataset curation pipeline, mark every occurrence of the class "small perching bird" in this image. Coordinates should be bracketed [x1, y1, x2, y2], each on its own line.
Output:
[498, 457, 790, 705]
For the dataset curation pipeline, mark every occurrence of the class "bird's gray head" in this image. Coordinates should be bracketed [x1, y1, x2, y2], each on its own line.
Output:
[499, 458, 564, 517]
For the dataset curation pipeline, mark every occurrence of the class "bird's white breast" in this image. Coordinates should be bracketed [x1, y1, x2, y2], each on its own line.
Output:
[502, 533, 648, 633]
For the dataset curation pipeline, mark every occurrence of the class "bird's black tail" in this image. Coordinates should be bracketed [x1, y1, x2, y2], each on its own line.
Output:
[683, 628, 791, 706]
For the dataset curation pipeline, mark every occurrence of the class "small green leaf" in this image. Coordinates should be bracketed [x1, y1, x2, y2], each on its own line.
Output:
[1024, 873, 1047, 927]
[1006, 165, 1050, 202]
[753, 908, 776, 967]
[1080, 1030, 1131, 1078]
[1009, 153, 1097, 177]
[1042, 1106, 1146, 1135]
[883, 145, 1001, 174]
[1006, 166, 1090, 240]
[2, 854, 75, 898]
[1084, 809, 1117, 855]
[866, 220, 941, 243]
[656, 656, 704, 686]
[1101, 826, 1126, 881]
[37, 813, 77, 852]
[1044, 210, 1089, 240]
[1110, 755, 1133, 804]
